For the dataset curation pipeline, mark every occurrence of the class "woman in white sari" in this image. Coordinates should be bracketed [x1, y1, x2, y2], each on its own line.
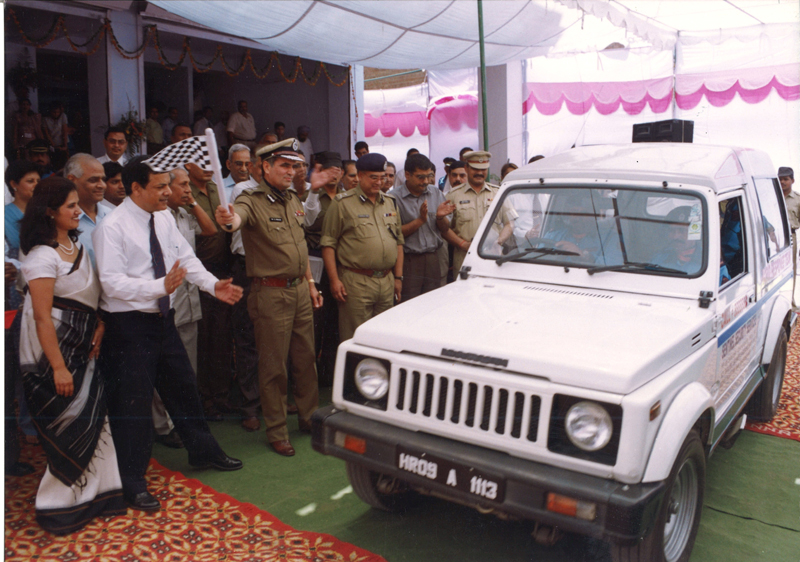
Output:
[18, 177, 125, 535]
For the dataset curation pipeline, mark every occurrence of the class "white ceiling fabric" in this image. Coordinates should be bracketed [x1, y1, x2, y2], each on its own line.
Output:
[150, 1, 799, 70]
[150, 0, 583, 69]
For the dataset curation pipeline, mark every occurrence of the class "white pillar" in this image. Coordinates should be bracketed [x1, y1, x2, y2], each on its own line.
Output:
[485, 62, 524, 181]
[106, 10, 145, 153]
[349, 65, 365, 154]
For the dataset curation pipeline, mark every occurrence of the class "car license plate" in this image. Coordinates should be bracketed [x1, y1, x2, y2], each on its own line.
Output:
[395, 446, 506, 503]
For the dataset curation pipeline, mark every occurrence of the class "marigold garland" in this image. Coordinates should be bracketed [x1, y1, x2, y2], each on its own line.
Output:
[6, 7, 348, 87]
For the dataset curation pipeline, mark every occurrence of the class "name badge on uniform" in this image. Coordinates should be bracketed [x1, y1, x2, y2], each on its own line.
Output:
[295, 210, 305, 217]
[357, 214, 369, 218]
[269, 217, 283, 222]
[459, 200, 471, 205]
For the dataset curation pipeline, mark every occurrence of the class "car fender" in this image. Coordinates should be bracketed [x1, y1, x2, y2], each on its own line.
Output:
[641, 382, 713, 483]
[760, 292, 791, 366]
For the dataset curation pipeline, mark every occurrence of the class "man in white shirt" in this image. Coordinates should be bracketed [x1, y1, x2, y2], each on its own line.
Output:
[193, 106, 214, 137]
[161, 107, 179, 143]
[296, 126, 313, 163]
[214, 110, 229, 155]
[96, 127, 129, 166]
[65, 154, 110, 266]
[167, 167, 218, 371]
[94, 156, 244, 512]
[227, 100, 257, 149]
[224, 144, 252, 205]
[100, 161, 126, 211]
[228, 149, 263, 432]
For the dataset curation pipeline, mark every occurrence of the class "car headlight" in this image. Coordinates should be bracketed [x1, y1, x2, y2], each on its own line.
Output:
[354, 358, 389, 400]
[565, 401, 613, 451]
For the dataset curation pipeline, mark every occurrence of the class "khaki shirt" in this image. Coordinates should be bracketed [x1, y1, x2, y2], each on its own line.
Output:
[446, 182, 517, 241]
[784, 190, 800, 231]
[305, 186, 344, 251]
[321, 186, 404, 270]
[234, 182, 309, 279]
[190, 180, 230, 268]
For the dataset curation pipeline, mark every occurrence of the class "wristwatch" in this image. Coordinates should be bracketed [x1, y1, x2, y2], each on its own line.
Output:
[396, 275, 404, 281]
[188, 201, 198, 208]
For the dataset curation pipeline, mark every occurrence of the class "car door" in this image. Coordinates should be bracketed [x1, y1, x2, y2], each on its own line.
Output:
[714, 193, 760, 424]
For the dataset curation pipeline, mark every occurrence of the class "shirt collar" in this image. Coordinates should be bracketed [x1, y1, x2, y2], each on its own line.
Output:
[78, 202, 110, 224]
[398, 182, 430, 199]
[468, 182, 492, 194]
[123, 195, 156, 221]
[355, 185, 384, 205]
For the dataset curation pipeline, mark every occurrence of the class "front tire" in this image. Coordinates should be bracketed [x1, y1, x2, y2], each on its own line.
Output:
[746, 327, 787, 422]
[346, 462, 415, 512]
[612, 431, 705, 562]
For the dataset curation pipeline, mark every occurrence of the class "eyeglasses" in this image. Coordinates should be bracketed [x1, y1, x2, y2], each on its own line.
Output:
[413, 174, 430, 182]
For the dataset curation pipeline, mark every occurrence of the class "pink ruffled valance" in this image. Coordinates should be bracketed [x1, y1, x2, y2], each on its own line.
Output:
[675, 64, 800, 109]
[365, 95, 478, 138]
[364, 111, 430, 138]
[426, 95, 479, 131]
[523, 65, 800, 116]
[523, 77, 674, 116]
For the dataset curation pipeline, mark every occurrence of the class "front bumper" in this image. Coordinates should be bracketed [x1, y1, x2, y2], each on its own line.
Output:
[312, 405, 665, 543]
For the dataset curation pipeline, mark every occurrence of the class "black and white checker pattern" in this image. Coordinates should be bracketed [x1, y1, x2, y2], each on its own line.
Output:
[146, 136, 212, 173]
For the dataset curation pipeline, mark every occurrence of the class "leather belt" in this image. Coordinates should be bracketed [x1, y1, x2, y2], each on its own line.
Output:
[345, 267, 391, 279]
[252, 276, 303, 288]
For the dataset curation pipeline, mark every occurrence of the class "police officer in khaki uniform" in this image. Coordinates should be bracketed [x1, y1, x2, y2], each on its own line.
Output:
[443, 151, 516, 276]
[321, 153, 405, 342]
[214, 139, 336, 457]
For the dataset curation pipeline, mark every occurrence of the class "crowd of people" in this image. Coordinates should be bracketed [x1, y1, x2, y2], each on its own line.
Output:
[4, 99, 522, 534]
[7, 96, 798, 537]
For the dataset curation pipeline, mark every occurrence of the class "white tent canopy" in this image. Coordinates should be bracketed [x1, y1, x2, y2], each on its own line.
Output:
[150, 1, 799, 69]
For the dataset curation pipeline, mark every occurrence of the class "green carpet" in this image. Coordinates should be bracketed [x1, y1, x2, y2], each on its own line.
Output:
[152, 402, 800, 562]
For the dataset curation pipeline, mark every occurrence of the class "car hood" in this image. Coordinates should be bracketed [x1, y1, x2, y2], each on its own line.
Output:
[351, 278, 712, 395]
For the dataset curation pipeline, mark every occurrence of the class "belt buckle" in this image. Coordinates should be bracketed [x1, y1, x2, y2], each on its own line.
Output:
[373, 270, 386, 279]
[288, 277, 301, 287]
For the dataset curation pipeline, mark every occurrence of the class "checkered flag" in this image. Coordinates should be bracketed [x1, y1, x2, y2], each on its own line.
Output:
[146, 136, 212, 173]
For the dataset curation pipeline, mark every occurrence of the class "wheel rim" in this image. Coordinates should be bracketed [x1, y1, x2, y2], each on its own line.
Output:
[663, 457, 699, 562]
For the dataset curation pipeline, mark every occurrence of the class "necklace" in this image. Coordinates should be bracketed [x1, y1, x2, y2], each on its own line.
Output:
[58, 239, 75, 255]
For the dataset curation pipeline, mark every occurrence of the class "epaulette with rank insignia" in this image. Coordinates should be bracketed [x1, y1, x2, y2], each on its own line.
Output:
[335, 191, 354, 201]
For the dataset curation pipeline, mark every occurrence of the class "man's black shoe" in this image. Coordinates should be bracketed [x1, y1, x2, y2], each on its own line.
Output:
[124, 491, 160, 512]
[5, 462, 35, 476]
[154, 429, 184, 449]
[189, 455, 243, 472]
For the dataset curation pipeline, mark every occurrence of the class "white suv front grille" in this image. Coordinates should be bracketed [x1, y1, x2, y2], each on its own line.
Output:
[394, 368, 542, 442]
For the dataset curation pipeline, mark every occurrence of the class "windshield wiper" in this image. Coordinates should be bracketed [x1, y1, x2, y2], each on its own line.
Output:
[587, 262, 689, 276]
[496, 246, 580, 265]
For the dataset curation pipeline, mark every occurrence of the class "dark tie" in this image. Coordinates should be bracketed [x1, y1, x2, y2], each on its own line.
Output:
[149, 214, 171, 317]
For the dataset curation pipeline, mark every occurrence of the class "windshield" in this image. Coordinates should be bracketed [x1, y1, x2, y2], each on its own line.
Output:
[479, 186, 707, 277]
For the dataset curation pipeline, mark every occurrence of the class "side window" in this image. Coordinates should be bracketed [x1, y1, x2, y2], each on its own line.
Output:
[719, 196, 746, 288]
[753, 178, 790, 259]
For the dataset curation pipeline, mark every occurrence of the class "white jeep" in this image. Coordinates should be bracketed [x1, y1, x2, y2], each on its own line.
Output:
[311, 144, 793, 562]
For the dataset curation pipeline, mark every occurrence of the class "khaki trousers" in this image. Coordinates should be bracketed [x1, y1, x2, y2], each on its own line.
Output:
[452, 247, 467, 279]
[248, 280, 318, 442]
[338, 268, 394, 342]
